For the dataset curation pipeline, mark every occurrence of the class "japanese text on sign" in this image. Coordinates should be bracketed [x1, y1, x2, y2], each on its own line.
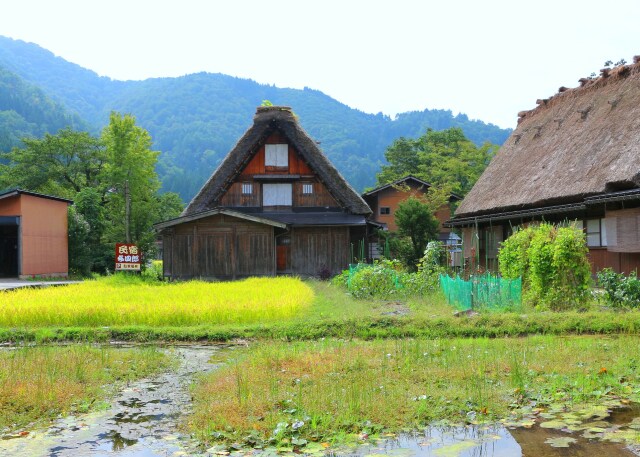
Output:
[115, 243, 142, 271]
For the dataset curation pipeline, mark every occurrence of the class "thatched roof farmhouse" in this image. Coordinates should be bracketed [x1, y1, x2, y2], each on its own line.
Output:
[449, 57, 640, 273]
[156, 106, 372, 279]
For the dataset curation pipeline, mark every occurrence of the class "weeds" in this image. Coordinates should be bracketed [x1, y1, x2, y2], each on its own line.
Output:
[0, 345, 170, 432]
[189, 336, 640, 449]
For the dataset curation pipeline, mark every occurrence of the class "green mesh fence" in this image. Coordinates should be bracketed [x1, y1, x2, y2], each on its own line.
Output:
[440, 273, 522, 311]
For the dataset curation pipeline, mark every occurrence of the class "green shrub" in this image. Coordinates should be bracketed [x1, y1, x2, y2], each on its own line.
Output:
[403, 241, 446, 295]
[597, 268, 640, 308]
[330, 269, 350, 288]
[499, 223, 591, 310]
[348, 260, 401, 299]
[142, 260, 164, 281]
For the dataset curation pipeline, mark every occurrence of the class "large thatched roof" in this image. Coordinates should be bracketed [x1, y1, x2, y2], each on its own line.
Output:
[455, 59, 640, 219]
[184, 106, 371, 216]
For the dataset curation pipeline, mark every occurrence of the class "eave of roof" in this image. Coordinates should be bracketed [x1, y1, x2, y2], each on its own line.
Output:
[154, 208, 287, 230]
[257, 212, 366, 227]
[446, 202, 587, 227]
[0, 188, 73, 204]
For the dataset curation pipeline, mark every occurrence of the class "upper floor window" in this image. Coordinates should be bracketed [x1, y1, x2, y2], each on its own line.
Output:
[241, 183, 253, 195]
[380, 207, 391, 215]
[586, 218, 607, 247]
[263, 183, 292, 206]
[265, 144, 289, 168]
[302, 183, 313, 194]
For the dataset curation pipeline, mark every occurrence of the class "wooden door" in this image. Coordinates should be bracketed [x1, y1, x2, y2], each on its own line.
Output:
[276, 235, 291, 272]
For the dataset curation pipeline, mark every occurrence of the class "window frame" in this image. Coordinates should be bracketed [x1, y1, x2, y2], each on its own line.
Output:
[586, 218, 607, 247]
[380, 207, 391, 215]
[265, 144, 289, 168]
[241, 182, 253, 195]
[302, 183, 314, 195]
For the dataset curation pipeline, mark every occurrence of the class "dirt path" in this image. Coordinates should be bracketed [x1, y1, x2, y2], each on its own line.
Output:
[0, 345, 222, 457]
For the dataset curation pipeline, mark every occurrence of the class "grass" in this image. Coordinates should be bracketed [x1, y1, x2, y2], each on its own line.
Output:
[187, 335, 640, 449]
[0, 345, 171, 432]
[0, 274, 313, 327]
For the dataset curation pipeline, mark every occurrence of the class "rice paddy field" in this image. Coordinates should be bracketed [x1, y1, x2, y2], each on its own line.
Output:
[188, 335, 640, 448]
[0, 275, 314, 327]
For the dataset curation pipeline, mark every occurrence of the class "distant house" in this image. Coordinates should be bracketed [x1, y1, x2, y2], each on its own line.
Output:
[363, 175, 461, 233]
[155, 106, 372, 279]
[448, 58, 640, 274]
[0, 189, 72, 278]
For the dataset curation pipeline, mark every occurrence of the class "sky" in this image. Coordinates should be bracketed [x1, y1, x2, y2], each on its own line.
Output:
[1, 0, 639, 129]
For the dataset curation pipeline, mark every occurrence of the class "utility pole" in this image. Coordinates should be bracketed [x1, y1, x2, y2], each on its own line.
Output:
[124, 179, 131, 243]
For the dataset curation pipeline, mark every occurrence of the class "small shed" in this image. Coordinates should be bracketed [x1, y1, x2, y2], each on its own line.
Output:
[0, 189, 72, 278]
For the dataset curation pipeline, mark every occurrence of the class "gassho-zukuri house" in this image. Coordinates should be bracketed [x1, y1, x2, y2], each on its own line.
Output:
[448, 57, 640, 274]
[155, 106, 372, 279]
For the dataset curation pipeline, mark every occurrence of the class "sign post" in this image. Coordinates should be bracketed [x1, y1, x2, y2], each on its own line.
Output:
[115, 243, 142, 271]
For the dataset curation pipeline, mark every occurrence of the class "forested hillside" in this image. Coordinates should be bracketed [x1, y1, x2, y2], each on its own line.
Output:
[0, 36, 511, 200]
[0, 66, 85, 151]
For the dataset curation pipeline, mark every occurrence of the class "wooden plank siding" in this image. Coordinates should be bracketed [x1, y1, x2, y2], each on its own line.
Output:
[162, 214, 275, 279]
[218, 131, 340, 209]
[291, 227, 349, 276]
[587, 248, 640, 275]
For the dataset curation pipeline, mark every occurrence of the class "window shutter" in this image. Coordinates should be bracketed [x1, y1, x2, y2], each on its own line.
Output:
[265, 144, 289, 167]
[263, 183, 292, 206]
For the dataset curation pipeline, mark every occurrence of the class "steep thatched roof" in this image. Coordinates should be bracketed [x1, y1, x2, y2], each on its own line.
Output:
[184, 106, 371, 216]
[455, 59, 640, 219]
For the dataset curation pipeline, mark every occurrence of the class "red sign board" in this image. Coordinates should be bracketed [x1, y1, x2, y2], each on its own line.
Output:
[115, 243, 142, 271]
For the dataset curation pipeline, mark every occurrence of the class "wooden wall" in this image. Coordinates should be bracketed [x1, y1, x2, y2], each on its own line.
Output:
[218, 131, 339, 209]
[220, 180, 338, 208]
[162, 214, 275, 279]
[588, 248, 640, 275]
[291, 226, 350, 276]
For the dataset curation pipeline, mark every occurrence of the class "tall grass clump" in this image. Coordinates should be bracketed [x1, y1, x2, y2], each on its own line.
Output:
[189, 336, 640, 449]
[0, 275, 313, 327]
[0, 345, 169, 431]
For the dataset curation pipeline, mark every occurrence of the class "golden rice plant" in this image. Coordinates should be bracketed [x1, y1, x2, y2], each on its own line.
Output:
[0, 276, 314, 327]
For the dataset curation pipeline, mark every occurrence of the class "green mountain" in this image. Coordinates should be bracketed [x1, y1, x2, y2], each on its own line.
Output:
[0, 36, 511, 201]
[0, 65, 85, 151]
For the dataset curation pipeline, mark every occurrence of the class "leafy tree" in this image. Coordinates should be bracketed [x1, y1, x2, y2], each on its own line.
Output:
[376, 127, 497, 195]
[394, 197, 440, 270]
[67, 206, 92, 276]
[0, 128, 106, 197]
[102, 112, 160, 252]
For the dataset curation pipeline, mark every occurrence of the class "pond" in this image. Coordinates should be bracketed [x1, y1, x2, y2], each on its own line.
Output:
[0, 344, 638, 457]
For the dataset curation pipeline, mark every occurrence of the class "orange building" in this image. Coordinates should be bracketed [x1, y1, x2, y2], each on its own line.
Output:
[0, 189, 72, 278]
[362, 176, 461, 233]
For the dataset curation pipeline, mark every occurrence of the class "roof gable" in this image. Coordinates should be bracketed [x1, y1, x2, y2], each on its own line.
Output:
[184, 106, 371, 216]
[363, 175, 462, 200]
[456, 60, 640, 218]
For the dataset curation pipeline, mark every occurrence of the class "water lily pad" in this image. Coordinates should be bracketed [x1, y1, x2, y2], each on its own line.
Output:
[433, 440, 479, 456]
[386, 448, 415, 457]
[544, 437, 576, 448]
[540, 420, 567, 429]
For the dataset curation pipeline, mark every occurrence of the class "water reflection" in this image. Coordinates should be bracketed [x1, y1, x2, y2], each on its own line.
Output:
[338, 421, 638, 457]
